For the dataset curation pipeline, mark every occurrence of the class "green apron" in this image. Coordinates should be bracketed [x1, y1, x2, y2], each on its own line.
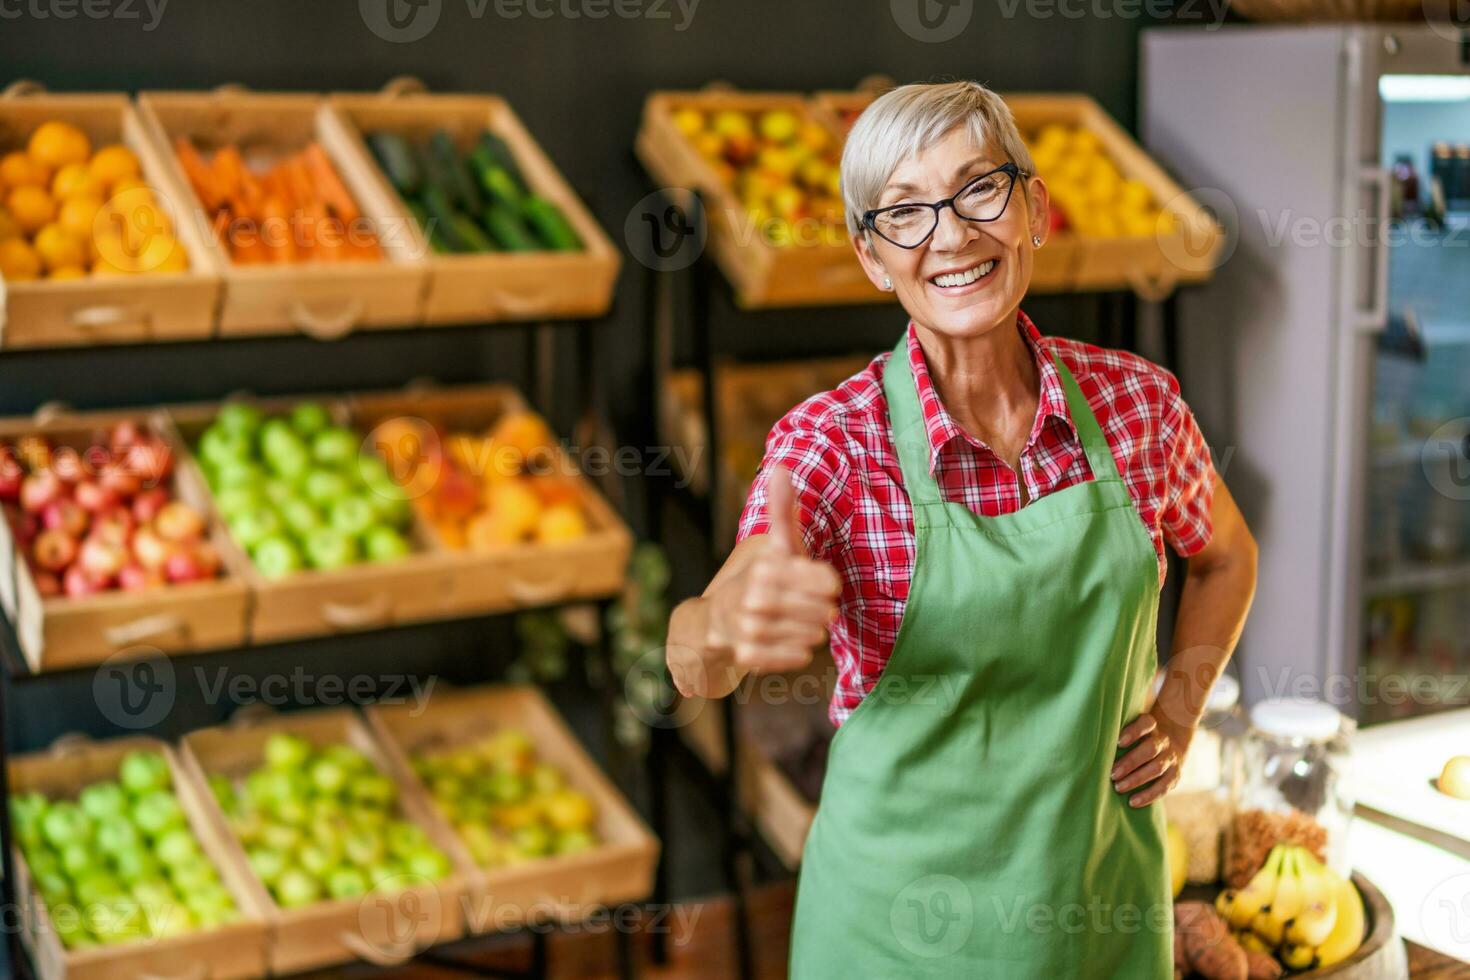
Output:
[789, 334, 1172, 978]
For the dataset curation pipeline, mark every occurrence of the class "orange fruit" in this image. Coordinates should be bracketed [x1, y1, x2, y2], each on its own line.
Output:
[33, 223, 86, 272]
[110, 176, 150, 196]
[87, 144, 140, 188]
[0, 151, 50, 189]
[483, 479, 542, 539]
[90, 227, 133, 271]
[51, 162, 105, 201]
[0, 208, 20, 240]
[133, 231, 187, 274]
[28, 121, 91, 169]
[7, 186, 56, 234]
[47, 264, 86, 280]
[103, 187, 171, 253]
[56, 194, 102, 241]
[0, 238, 42, 281]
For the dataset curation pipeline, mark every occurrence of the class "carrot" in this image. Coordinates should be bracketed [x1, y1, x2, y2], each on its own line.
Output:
[259, 195, 297, 264]
[283, 156, 316, 214]
[303, 142, 360, 222]
[210, 145, 247, 202]
[174, 137, 225, 211]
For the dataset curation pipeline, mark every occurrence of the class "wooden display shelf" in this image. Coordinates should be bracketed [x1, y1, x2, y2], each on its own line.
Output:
[0, 407, 249, 673]
[328, 81, 619, 325]
[636, 89, 882, 310]
[366, 684, 659, 928]
[177, 707, 472, 974]
[0, 85, 222, 350]
[811, 87, 1223, 299]
[8, 734, 270, 980]
[347, 383, 631, 617]
[136, 88, 428, 339]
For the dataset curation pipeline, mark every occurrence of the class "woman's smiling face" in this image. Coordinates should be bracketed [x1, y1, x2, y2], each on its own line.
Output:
[854, 126, 1050, 341]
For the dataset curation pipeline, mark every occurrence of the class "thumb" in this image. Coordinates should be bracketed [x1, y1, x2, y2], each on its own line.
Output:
[764, 465, 803, 556]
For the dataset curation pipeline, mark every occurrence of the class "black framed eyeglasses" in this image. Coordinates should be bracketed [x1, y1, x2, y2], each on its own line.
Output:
[862, 162, 1027, 249]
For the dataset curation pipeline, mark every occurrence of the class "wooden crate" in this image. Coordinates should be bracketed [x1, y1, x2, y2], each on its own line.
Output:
[135, 89, 427, 338]
[8, 734, 270, 980]
[327, 84, 619, 325]
[811, 88, 1222, 298]
[636, 90, 884, 309]
[347, 384, 630, 616]
[177, 707, 471, 974]
[365, 684, 659, 928]
[0, 87, 221, 349]
[0, 408, 249, 672]
[164, 396, 468, 645]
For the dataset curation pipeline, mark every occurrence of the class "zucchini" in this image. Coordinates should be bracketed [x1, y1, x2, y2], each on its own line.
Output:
[469, 147, 526, 212]
[406, 201, 449, 254]
[522, 196, 582, 251]
[451, 212, 497, 253]
[366, 131, 421, 197]
[482, 203, 539, 252]
[428, 130, 482, 213]
[421, 187, 468, 252]
[476, 130, 528, 192]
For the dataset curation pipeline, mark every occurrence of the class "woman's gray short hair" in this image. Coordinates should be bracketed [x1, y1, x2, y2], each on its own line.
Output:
[841, 80, 1035, 238]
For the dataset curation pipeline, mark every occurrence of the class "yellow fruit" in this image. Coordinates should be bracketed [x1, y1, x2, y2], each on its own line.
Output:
[489, 411, 555, 472]
[483, 479, 543, 538]
[32, 224, 85, 272]
[0, 150, 50, 189]
[6, 185, 56, 234]
[51, 162, 105, 201]
[0, 238, 42, 281]
[110, 176, 150, 197]
[798, 121, 832, 153]
[797, 157, 830, 190]
[691, 131, 724, 160]
[711, 110, 753, 140]
[755, 145, 798, 181]
[757, 109, 800, 143]
[88, 144, 141, 188]
[56, 194, 102, 241]
[1166, 821, 1188, 897]
[671, 108, 704, 137]
[28, 121, 91, 169]
[47, 264, 86, 280]
[536, 503, 588, 544]
[0, 208, 20, 240]
[542, 790, 595, 832]
[1440, 755, 1470, 799]
[132, 231, 187, 274]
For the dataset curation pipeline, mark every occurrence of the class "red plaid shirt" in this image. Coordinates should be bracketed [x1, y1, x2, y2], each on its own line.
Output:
[736, 313, 1216, 727]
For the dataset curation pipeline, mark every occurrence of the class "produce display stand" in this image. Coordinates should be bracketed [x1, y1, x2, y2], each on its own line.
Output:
[178, 707, 473, 974]
[137, 88, 429, 339]
[7, 734, 271, 980]
[328, 80, 621, 326]
[0, 406, 250, 672]
[366, 684, 659, 926]
[0, 83, 222, 350]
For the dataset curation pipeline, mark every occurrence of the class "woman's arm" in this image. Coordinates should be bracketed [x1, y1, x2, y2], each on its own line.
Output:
[667, 467, 842, 699]
[1113, 476, 1258, 807]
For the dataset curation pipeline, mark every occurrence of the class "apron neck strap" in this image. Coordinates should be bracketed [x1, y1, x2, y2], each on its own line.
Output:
[883, 332, 1125, 504]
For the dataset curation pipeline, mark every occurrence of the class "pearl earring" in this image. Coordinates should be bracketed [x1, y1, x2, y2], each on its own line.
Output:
[882, 276, 892, 290]
[1032, 235, 1042, 247]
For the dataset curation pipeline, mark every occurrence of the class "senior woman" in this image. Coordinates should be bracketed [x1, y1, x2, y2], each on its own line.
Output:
[667, 80, 1257, 976]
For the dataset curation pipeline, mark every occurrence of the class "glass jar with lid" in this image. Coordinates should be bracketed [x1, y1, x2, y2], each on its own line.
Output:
[1224, 698, 1354, 888]
[1161, 672, 1243, 884]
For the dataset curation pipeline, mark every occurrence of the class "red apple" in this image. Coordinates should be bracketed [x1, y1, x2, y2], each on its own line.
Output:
[118, 563, 164, 592]
[99, 463, 141, 500]
[154, 502, 204, 543]
[12, 511, 40, 547]
[79, 535, 127, 581]
[131, 526, 175, 571]
[192, 541, 221, 578]
[164, 550, 206, 584]
[74, 479, 119, 513]
[41, 499, 88, 538]
[109, 420, 144, 452]
[33, 529, 79, 572]
[91, 507, 135, 546]
[82, 442, 112, 476]
[63, 564, 106, 597]
[33, 569, 61, 597]
[132, 487, 169, 524]
[19, 470, 64, 514]
[51, 446, 86, 485]
[0, 451, 22, 501]
[125, 439, 173, 487]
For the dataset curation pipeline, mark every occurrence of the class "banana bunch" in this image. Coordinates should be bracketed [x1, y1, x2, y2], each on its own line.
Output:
[1213, 844, 1365, 972]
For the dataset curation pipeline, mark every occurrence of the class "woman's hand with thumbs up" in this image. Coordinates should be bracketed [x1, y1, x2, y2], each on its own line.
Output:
[667, 466, 842, 699]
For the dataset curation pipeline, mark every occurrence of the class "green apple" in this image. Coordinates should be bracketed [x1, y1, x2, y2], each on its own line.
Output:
[78, 781, 127, 822]
[363, 525, 411, 562]
[456, 823, 501, 865]
[277, 496, 322, 535]
[303, 469, 351, 506]
[405, 848, 452, 881]
[199, 425, 252, 469]
[350, 772, 398, 809]
[304, 527, 358, 570]
[486, 771, 526, 805]
[130, 878, 175, 910]
[73, 871, 126, 907]
[41, 802, 93, 850]
[385, 821, 429, 860]
[95, 814, 142, 855]
[297, 842, 338, 878]
[214, 485, 265, 521]
[252, 535, 303, 579]
[327, 866, 369, 899]
[322, 744, 371, 775]
[311, 427, 360, 468]
[131, 791, 185, 837]
[266, 442, 312, 483]
[509, 825, 552, 859]
[265, 733, 312, 771]
[119, 750, 171, 796]
[26, 847, 62, 880]
[342, 829, 385, 868]
[262, 478, 296, 505]
[290, 402, 331, 437]
[154, 827, 202, 869]
[53, 910, 95, 950]
[429, 775, 464, 802]
[528, 763, 565, 795]
[230, 507, 283, 550]
[273, 867, 322, 909]
[216, 403, 263, 438]
[247, 846, 287, 886]
[328, 494, 377, 538]
[555, 829, 596, 855]
[112, 847, 162, 885]
[207, 774, 239, 816]
[259, 418, 302, 459]
[148, 903, 196, 938]
[89, 897, 150, 944]
[184, 881, 236, 921]
[32, 866, 72, 903]
[308, 757, 348, 797]
[59, 841, 93, 877]
[273, 796, 310, 828]
[168, 859, 219, 894]
[259, 822, 303, 853]
[214, 458, 267, 491]
[10, 791, 49, 844]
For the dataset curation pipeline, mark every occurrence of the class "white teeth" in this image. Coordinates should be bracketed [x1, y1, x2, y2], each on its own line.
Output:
[932, 260, 995, 288]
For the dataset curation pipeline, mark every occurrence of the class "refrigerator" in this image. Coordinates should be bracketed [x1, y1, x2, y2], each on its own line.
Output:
[1141, 26, 1470, 723]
